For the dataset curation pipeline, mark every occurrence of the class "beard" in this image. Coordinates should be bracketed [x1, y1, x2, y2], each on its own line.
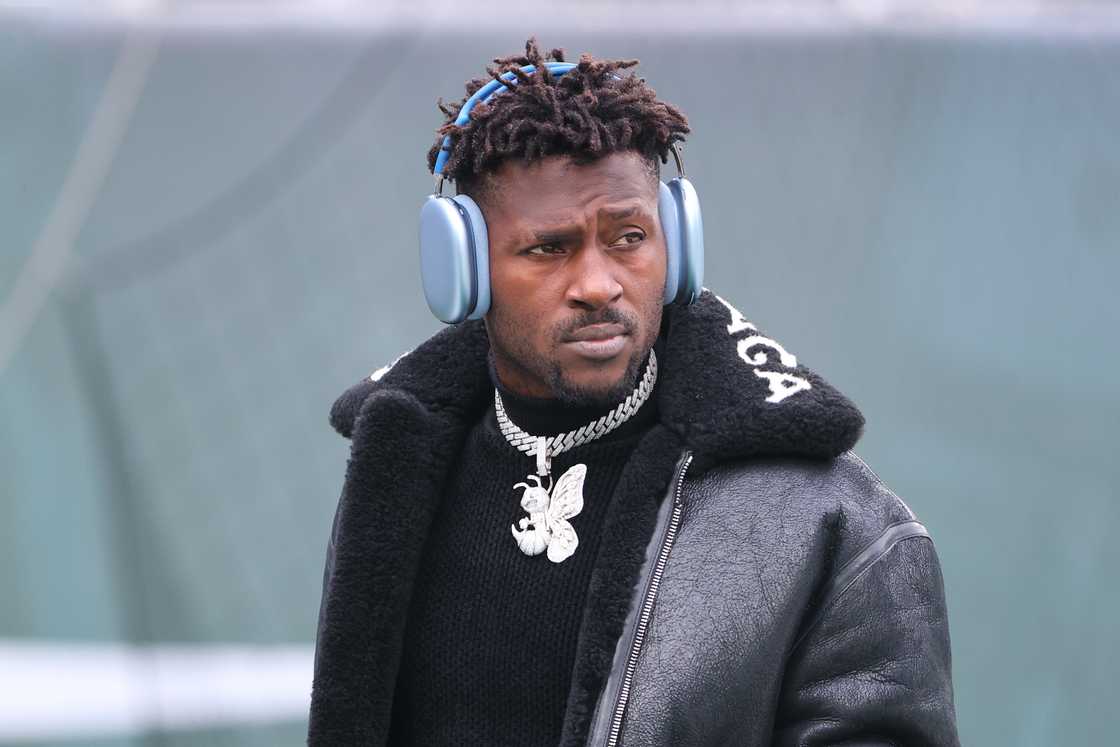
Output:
[487, 304, 659, 409]
[546, 338, 648, 408]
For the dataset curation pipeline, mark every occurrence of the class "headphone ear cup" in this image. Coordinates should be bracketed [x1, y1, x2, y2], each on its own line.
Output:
[658, 177, 705, 305]
[658, 181, 683, 305]
[418, 194, 490, 323]
[451, 195, 490, 320]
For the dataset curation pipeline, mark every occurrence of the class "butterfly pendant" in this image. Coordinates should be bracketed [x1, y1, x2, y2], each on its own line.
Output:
[510, 463, 586, 563]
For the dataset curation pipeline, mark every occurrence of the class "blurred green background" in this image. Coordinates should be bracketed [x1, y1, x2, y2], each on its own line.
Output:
[1, 3, 1118, 745]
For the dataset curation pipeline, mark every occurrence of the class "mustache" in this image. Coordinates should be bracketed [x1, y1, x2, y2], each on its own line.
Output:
[554, 308, 638, 341]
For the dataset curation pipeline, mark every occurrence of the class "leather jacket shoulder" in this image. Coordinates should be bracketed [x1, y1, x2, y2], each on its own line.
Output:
[592, 451, 959, 746]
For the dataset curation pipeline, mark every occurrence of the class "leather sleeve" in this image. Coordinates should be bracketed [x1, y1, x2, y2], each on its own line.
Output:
[773, 530, 960, 747]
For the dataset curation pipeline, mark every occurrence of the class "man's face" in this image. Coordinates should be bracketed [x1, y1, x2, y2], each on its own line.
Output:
[478, 150, 666, 407]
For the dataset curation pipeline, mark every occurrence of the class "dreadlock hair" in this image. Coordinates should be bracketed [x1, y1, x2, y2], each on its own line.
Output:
[427, 38, 690, 200]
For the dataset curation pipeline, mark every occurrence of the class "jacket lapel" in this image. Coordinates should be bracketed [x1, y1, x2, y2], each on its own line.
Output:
[310, 322, 492, 745]
[558, 425, 686, 746]
[309, 390, 472, 744]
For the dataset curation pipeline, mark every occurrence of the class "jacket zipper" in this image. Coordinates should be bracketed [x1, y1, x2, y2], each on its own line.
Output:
[604, 452, 693, 747]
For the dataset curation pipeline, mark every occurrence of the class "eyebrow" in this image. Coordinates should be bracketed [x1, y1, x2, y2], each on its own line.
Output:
[601, 205, 640, 220]
[532, 227, 583, 243]
[528, 205, 649, 243]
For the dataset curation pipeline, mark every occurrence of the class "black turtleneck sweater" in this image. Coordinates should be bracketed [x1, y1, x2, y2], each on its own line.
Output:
[388, 361, 658, 746]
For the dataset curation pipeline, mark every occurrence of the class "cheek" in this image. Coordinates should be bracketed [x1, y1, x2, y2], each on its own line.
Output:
[489, 263, 528, 315]
[642, 294, 665, 342]
[633, 250, 667, 334]
[632, 247, 668, 298]
[491, 259, 564, 318]
[488, 268, 553, 343]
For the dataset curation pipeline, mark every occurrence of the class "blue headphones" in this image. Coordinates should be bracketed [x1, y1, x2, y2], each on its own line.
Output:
[419, 62, 704, 324]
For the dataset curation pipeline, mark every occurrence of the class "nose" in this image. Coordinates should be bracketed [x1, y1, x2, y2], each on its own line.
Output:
[564, 244, 623, 311]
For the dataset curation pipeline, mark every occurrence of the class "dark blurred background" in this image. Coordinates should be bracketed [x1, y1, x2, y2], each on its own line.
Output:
[1, 1, 1118, 745]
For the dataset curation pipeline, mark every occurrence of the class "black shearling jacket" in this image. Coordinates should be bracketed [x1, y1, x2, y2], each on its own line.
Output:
[309, 290, 959, 746]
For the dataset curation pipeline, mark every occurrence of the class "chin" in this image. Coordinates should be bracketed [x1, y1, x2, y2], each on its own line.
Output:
[549, 357, 645, 409]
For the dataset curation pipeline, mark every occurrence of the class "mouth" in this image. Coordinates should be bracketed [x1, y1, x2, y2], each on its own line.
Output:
[562, 323, 630, 361]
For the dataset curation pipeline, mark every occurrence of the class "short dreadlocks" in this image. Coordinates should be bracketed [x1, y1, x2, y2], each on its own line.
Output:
[427, 38, 690, 199]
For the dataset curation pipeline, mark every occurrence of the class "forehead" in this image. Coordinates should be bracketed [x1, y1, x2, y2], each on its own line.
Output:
[477, 151, 659, 225]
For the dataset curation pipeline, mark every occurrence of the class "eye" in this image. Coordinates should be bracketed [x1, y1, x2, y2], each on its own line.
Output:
[524, 243, 566, 256]
[611, 230, 646, 248]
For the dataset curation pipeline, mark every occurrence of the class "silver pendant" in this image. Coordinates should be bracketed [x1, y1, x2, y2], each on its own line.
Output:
[510, 463, 586, 563]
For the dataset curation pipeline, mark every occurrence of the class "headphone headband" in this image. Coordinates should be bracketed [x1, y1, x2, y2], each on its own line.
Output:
[433, 61, 686, 184]
[433, 62, 577, 177]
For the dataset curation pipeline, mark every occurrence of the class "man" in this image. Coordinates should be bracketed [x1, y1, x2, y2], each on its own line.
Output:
[309, 40, 958, 746]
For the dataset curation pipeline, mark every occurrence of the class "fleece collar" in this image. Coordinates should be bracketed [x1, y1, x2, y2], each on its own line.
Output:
[330, 289, 863, 463]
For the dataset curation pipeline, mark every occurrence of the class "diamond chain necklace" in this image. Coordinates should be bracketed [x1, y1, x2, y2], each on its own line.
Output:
[497, 349, 658, 563]
[494, 348, 658, 476]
